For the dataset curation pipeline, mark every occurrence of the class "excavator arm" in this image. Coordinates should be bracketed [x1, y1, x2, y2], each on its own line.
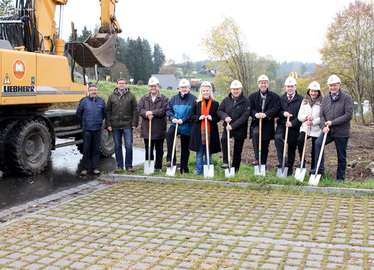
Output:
[0, 0, 121, 67]
[66, 0, 122, 68]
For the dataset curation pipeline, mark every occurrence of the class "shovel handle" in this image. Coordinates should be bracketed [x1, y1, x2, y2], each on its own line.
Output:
[315, 129, 328, 174]
[148, 119, 152, 147]
[227, 129, 231, 169]
[300, 124, 309, 167]
[258, 118, 262, 166]
[205, 118, 210, 166]
[170, 123, 178, 163]
[283, 115, 290, 157]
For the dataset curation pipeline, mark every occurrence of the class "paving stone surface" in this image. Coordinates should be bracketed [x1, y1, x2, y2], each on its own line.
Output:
[1, 181, 374, 269]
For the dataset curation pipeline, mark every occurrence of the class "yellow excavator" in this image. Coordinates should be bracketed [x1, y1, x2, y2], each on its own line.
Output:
[0, 0, 121, 175]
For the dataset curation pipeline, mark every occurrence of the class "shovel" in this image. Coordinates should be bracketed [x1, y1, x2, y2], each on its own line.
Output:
[203, 118, 214, 178]
[225, 129, 235, 178]
[254, 118, 266, 176]
[294, 125, 309, 181]
[166, 123, 178, 176]
[144, 119, 155, 175]
[309, 130, 328, 186]
[277, 115, 290, 178]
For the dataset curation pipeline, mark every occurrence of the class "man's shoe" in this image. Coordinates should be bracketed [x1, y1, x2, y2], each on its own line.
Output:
[93, 170, 101, 175]
[275, 163, 282, 168]
[114, 168, 124, 173]
[252, 159, 259, 165]
[127, 168, 135, 173]
[80, 170, 88, 176]
[337, 179, 345, 183]
[296, 161, 306, 168]
[220, 164, 229, 169]
[164, 161, 176, 167]
[308, 169, 324, 175]
[180, 168, 189, 174]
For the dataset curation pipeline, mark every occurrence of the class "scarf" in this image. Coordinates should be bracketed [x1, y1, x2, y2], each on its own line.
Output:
[201, 98, 212, 146]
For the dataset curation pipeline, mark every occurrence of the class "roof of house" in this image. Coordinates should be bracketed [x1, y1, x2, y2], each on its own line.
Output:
[151, 74, 180, 90]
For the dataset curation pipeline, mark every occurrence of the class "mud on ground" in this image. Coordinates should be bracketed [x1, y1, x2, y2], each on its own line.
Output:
[132, 122, 374, 181]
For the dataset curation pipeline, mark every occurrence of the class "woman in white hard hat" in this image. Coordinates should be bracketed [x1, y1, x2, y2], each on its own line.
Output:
[297, 81, 323, 170]
[189, 81, 221, 175]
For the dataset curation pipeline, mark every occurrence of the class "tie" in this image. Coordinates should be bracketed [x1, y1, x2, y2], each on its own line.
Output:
[288, 95, 292, 101]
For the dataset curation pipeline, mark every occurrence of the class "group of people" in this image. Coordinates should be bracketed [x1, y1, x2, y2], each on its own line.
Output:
[76, 74, 353, 182]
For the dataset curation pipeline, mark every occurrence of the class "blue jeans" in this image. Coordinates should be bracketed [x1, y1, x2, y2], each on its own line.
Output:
[82, 129, 101, 171]
[196, 139, 212, 175]
[315, 133, 349, 180]
[112, 128, 133, 169]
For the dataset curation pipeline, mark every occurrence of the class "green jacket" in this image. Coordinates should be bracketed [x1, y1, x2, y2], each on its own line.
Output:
[106, 88, 139, 129]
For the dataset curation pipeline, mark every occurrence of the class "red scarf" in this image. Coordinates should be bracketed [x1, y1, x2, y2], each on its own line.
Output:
[201, 98, 212, 146]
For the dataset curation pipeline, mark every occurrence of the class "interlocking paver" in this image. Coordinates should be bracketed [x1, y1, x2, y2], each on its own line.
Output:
[1, 181, 374, 269]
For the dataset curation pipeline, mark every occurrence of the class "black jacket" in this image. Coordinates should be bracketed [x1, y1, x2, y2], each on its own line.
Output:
[276, 92, 303, 144]
[249, 89, 281, 141]
[189, 99, 221, 154]
[217, 93, 251, 140]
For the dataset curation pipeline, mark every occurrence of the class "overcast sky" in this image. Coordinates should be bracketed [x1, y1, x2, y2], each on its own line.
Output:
[60, 0, 355, 64]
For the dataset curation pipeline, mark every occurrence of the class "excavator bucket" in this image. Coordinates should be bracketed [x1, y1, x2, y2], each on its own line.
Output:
[67, 33, 116, 68]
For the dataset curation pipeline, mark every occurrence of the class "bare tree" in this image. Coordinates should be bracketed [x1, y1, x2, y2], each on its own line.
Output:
[320, 0, 374, 124]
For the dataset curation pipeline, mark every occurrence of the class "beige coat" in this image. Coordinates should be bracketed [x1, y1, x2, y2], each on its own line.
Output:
[297, 94, 322, 138]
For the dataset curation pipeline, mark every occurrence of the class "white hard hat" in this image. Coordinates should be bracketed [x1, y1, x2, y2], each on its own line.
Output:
[308, 81, 321, 91]
[179, 78, 190, 87]
[257, 74, 269, 83]
[230, 80, 242, 89]
[327, 75, 341, 84]
[148, 76, 159, 86]
[200, 81, 212, 88]
[285, 76, 297, 86]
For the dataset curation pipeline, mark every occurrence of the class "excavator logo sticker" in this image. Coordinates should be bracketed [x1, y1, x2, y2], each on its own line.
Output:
[12, 59, 26, 81]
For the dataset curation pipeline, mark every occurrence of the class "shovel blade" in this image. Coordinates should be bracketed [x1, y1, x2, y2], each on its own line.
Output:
[144, 160, 155, 175]
[204, 165, 214, 178]
[254, 165, 266, 176]
[277, 167, 288, 178]
[225, 168, 235, 178]
[309, 174, 321, 186]
[294, 168, 306, 182]
[166, 166, 176, 176]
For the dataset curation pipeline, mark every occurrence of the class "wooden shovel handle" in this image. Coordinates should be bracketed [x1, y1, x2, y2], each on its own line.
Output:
[300, 124, 309, 166]
[205, 118, 210, 166]
[170, 123, 178, 163]
[282, 115, 290, 157]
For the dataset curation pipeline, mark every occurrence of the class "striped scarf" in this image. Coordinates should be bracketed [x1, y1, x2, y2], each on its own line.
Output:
[201, 98, 212, 146]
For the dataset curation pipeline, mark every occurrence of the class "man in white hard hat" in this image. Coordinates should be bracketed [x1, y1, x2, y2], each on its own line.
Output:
[248, 75, 280, 166]
[165, 78, 197, 174]
[311, 75, 353, 182]
[137, 77, 169, 172]
[217, 80, 251, 172]
[274, 76, 303, 176]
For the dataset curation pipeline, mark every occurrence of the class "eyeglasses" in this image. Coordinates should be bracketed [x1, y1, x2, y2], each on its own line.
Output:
[258, 82, 269, 85]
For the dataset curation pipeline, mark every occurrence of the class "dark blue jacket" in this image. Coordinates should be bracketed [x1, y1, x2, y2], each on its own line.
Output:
[76, 96, 107, 131]
[166, 92, 197, 136]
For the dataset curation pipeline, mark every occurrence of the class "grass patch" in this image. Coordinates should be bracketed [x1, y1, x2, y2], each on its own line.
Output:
[113, 153, 374, 190]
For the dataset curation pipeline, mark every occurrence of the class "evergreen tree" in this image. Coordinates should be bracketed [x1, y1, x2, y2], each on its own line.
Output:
[124, 37, 153, 83]
[153, 43, 165, 74]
